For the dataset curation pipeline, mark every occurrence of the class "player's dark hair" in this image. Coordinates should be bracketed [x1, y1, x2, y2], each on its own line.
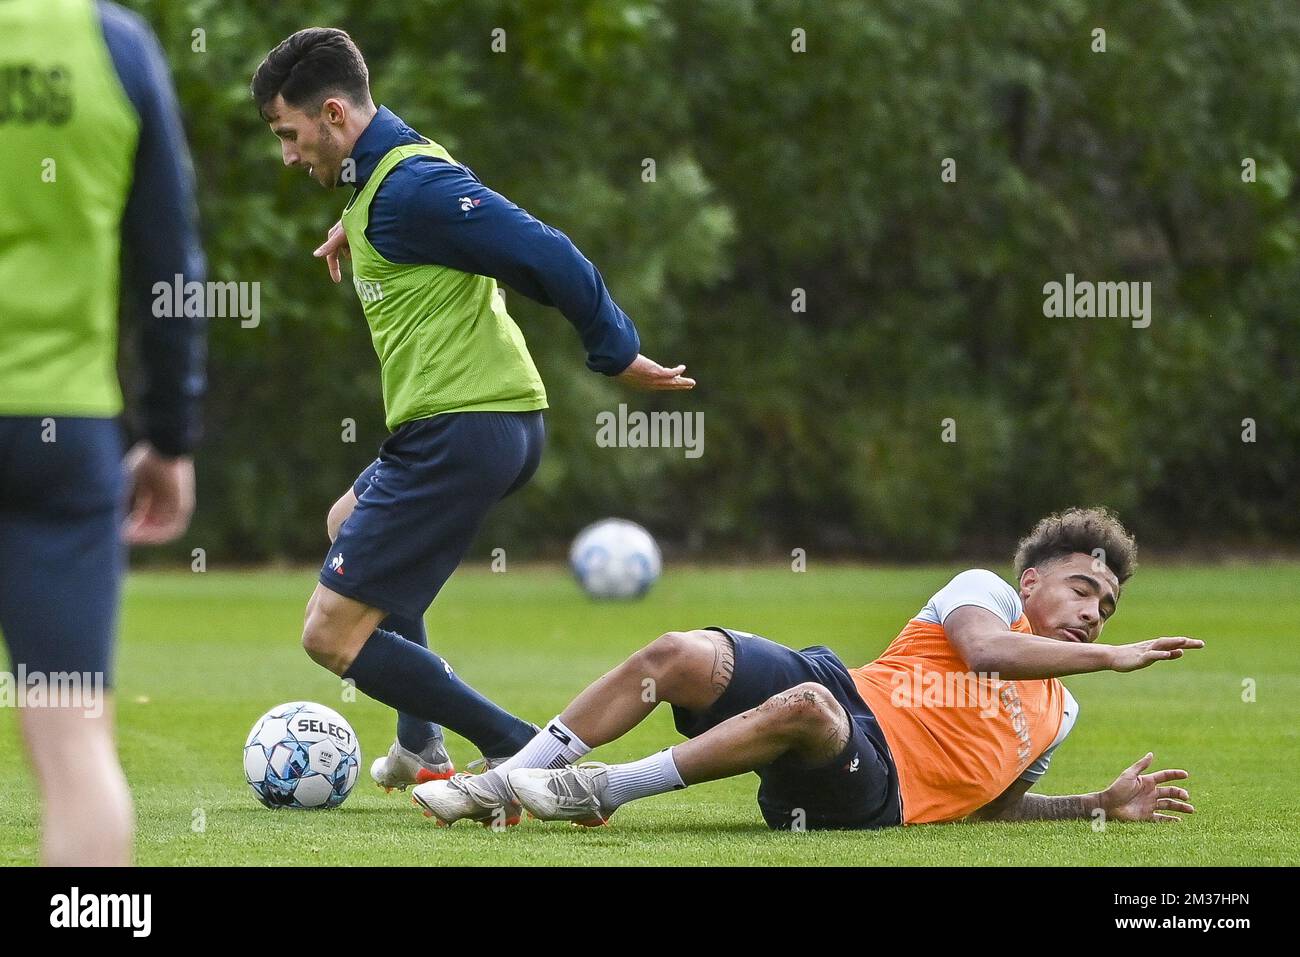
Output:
[1014, 506, 1137, 585]
[251, 28, 370, 118]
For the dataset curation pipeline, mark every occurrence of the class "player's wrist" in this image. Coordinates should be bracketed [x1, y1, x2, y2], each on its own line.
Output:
[128, 440, 194, 475]
[145, 437, 196, 462]
[151, 450, 189, 466]
[609, 352, 640, 377]
[1085, 790, 1108, 816]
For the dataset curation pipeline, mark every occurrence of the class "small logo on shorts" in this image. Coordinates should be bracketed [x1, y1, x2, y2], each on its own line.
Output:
[846, 754, 860, 773]
[329, 553, 345, 575]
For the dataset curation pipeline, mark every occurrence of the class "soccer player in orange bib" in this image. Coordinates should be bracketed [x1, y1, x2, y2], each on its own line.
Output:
[415, 506, 1202, 829]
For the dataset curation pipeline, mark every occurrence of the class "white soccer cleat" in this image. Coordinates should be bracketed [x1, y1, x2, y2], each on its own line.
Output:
[411, 770, 520, 828]
[507, 762, 615, 827]
[370, 739, 454, 793]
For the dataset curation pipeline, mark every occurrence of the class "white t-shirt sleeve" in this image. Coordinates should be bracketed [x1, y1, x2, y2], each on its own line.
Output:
[1018, 687, 1079, 784]
[915, 568, 1023, 628]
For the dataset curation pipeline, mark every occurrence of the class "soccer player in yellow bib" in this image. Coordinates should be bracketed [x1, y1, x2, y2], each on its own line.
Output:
[0, 0, 206, 864]
[252, 28, 694, 805]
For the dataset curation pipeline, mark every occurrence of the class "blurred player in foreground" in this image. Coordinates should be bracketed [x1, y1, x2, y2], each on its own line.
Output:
[0, 0, 206, 863]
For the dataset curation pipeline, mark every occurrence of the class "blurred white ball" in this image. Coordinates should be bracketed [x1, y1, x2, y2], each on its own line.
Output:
[569, 518, 662, 600]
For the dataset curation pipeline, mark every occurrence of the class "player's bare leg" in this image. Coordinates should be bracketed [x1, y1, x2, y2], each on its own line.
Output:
[305, 574, 537, 820]
[303, 487, 385, 671]
[319, 487, 454, 786]
[560, 628, 737, 743]
[412, 628, 734, 824]
[419, 629, 850, 825]
[325, 488, 358, 544]
[301, 585, 386, 675]
[672, 682, 852, 782]
[21, 698, 133, 866]
[509, 681, 851, 824]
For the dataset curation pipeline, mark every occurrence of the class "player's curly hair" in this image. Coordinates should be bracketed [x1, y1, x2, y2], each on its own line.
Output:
[251, 28, 370, 118]
[1013, 506, 1138, 585]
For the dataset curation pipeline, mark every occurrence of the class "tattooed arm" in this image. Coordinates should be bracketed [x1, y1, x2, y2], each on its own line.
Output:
[968, 779, 1101, 821]
[968, 753, 1195, 823]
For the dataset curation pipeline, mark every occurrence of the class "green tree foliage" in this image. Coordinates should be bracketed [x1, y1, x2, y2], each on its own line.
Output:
[122, 0, 1299, 560]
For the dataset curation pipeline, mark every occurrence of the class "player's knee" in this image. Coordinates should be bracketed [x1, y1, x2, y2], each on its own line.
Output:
[772, 682, 839, 731]
[635, 631, 701, 679]
[301, 609, 344, 669]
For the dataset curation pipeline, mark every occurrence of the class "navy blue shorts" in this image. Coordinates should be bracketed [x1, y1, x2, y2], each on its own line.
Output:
[672, 627, 903, 831]
[0, 416, 126, 683]
[320, 411, 545, 621]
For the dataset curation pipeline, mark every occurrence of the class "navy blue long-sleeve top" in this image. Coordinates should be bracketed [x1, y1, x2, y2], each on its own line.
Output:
[100, 0, 207, 456]
[345, 107, 640, 376]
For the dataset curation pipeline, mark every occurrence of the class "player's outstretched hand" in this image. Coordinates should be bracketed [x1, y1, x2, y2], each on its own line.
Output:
[313, 220, 350, 283]
[1109, 635, 1204, 673]
[615, 354, 696, 391]
[1100, 752, 1194, 823]
[123, 442, 196, 545]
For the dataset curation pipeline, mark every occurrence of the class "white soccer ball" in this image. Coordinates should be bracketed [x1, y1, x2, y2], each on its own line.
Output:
[570, 518, 662, 600]
[243, 701, 361, 809]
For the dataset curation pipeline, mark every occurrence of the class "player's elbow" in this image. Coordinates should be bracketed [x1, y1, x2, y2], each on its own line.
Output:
[955, 635, 1003, 675]
[965, 636, 1026, 677]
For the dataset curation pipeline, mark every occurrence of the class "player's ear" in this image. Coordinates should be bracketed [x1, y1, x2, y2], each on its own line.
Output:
[1018, 566, 1038, 598]
[321, 96, 347, 126]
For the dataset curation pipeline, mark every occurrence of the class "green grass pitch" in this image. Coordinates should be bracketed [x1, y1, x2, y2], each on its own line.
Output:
[1, 563, 1296, 866]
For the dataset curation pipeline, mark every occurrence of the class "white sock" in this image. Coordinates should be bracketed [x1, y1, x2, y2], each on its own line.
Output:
[604, 748, 686, 810]
[484, 717, 591, 793]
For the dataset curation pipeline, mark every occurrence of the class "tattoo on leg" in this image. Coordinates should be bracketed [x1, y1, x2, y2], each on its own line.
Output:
[707, 632, 735, 699]
[810, 708, 851, 767]
[745, 691, 783, 719]
[748, 687, 802, 717]
[743, 686, 851, 767]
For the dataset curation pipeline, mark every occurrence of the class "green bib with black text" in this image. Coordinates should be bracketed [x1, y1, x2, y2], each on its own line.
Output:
[0, 0, 140, 416]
